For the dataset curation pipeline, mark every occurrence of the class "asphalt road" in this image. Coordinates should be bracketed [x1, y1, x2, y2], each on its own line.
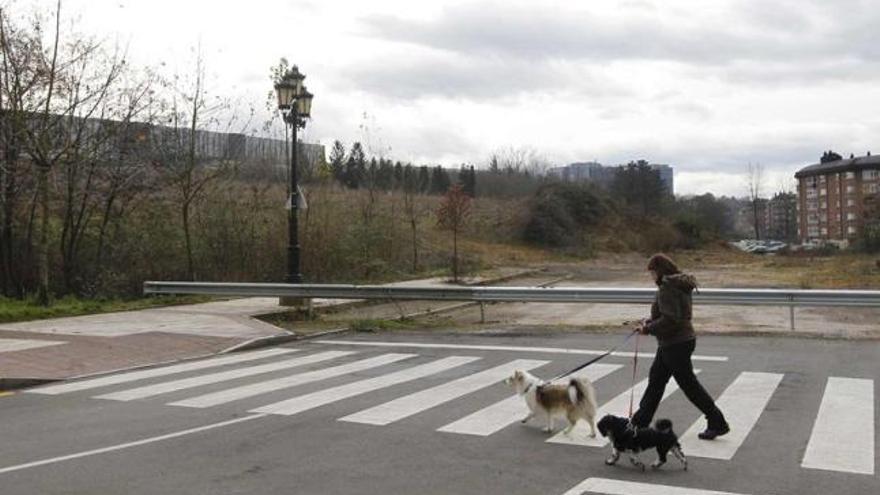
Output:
[1, 332, 877, 495]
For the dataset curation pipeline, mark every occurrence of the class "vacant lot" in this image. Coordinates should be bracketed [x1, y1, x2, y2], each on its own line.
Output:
[269, 249, 880, 340]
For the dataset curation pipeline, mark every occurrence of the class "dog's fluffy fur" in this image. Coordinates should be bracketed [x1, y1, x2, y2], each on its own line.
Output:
[504, 370, 597, 436]
[597, 414, 688, 471]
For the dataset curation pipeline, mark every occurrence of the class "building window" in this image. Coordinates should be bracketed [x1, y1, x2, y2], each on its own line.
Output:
[820, 188, 827, 196]
[847, 226, 857, 234]
[846, 185, 855, 193]
[864, 183, 879, 195]
[847, 213, 856, 220]
[820, 227, 827, 235]
[865, 169, 880, 180]
[847, 199, 856, 207]
[845, 171, 856, 179]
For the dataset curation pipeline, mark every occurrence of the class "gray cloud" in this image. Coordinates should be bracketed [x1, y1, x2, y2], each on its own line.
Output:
[331, 54, 633, 101]
[360, 2, 880, 70]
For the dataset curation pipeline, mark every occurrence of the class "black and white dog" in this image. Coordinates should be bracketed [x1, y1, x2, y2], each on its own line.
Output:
[597, 414, 688, 471]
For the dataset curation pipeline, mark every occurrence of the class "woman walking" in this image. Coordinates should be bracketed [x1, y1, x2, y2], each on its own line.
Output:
[631, 253, 730, 440]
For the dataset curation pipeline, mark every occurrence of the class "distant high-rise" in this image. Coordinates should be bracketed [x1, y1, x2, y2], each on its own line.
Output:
[549, 161, 674, 195]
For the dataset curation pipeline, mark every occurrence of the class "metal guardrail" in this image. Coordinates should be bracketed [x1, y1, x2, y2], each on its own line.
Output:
[144, 281, 879, 331]
[143, 281, 880, 307]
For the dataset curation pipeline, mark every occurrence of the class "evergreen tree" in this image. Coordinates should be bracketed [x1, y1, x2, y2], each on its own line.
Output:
[393, 161, 404, 190]
[418, 165, 430, 194]
[378, 158, 394, 190]
[344, 142, 366, 188]
[610, 160, 668, 217]
[459, 164, 477, 197]
[430, 166, 451, 194]
[329, 140, 346, 185]
[367, 157, 379, 189]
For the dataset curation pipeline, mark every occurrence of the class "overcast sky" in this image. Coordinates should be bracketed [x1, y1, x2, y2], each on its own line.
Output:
[29, 0, 880, 196]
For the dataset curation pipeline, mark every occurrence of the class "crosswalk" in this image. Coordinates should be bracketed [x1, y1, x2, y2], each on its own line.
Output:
[25, 343, 877, 476]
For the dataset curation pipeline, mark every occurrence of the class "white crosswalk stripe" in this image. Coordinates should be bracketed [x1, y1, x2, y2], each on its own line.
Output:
[436, 364, 622, 436]
[27, 348, 295, 395]
[315, 339, 729, 362]
[802, 377, 874, 475]
[547, 370, 701, 447]
[560, 477, 755, 495]
[95, 351, 355, 401]
[340, 359, 552, 425]
[170, 353, 418, 408]
[251, 356, 484, 416]
[680, 371, 783, 460]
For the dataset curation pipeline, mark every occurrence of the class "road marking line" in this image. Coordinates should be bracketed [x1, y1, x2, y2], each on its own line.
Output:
[251, 356, 483, 416]
[170, 353, 417, 408]
[0, 414, 267, 475]
[802, 377, 874, 475]
[27, 348, 295, 395]
[548, 370, 701, 447]
[437, 364, 621, 436]
[314, 340, 728, 362]
[341, 359, 551, 426]
[0, 391, 15, 398]
[560, 477, 755, 495]
[680, 371, 783, 460]
[95, 351, 354, 401]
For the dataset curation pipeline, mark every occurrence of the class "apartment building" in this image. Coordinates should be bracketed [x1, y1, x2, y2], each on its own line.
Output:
[763, 192, 798, 242]
[795, 152, 880, 243]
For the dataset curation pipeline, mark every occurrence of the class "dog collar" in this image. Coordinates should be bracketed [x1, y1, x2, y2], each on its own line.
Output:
[523, 383, 533, 394]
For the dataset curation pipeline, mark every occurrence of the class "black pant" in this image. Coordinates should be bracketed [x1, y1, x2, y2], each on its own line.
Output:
[631, 339, 727, 430]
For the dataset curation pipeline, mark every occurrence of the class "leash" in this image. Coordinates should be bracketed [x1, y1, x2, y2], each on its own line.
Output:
[627, 331, 641, 419]
[547, 329, 640, 382]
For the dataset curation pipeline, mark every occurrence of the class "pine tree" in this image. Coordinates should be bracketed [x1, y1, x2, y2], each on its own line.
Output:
[430, 166, 451, 194]
[329, 140, 346, 185]
[418, 165, 430, 194]
[344, 142, 366, 189]
[393, 161, 404, 190]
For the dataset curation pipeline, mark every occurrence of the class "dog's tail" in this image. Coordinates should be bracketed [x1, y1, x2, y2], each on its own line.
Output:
[655, 418, 673, 433]
[568, 378, 597, 409]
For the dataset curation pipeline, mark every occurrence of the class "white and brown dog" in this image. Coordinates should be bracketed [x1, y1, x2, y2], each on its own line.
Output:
[505, 370, 598, 436]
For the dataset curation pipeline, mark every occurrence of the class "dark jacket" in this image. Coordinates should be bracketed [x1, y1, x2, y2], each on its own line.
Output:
[645, 273, 697, 347]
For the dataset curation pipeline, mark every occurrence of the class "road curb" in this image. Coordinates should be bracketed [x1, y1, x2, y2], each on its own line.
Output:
[0, 377, 60, 392]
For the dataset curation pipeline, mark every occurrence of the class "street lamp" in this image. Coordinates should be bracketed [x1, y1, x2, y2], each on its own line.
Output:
[275, 66, 313, 283]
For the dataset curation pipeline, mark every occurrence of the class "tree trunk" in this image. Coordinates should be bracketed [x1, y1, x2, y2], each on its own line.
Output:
[36, 164, 50, 305]
[452, 227, 459, 282]
[182, 202, 195, 281]
[410, 218, 418, 272]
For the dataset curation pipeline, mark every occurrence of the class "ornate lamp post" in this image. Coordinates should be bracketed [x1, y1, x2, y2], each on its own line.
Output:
[274, 66, 313, 283]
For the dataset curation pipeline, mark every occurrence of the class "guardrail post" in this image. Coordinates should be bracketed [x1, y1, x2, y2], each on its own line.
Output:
[479, 302, 486, 324]
[789, 295, 796, 331]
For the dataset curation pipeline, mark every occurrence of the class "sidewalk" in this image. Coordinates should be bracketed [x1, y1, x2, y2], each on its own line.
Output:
[0, 268, 536, 389]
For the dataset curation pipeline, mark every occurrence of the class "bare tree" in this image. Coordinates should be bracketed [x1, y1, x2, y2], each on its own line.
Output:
[436, 183, 471, 283]
[4, 0, 126, 303]
[152, 46, 238, 280]
[746, 162, 764, 239]
[402, 164, 424, 272]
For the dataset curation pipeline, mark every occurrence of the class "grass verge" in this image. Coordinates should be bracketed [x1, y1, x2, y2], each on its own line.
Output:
[0, 295, 214, 324]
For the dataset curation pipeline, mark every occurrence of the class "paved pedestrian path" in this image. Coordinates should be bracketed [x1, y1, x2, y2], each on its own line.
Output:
[0, 268, 534, 384]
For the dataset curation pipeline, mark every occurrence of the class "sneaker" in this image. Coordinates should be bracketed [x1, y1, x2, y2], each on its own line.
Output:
[697, 424, 730, 440]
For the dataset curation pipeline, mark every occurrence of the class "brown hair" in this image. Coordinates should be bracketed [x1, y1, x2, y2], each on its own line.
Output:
[647, 253, 680, 278]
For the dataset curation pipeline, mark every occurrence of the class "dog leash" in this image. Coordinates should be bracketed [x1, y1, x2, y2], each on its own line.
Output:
[547, 328, 640, 382]
[627, 331, 641, 419]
